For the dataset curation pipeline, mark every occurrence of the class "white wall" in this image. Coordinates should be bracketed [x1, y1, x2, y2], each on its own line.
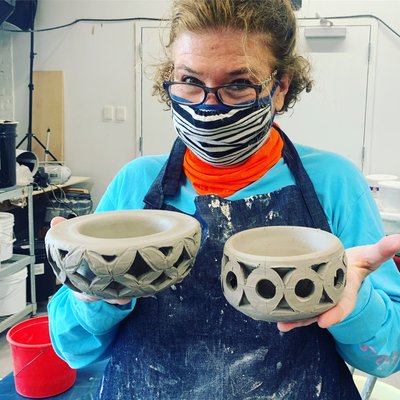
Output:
[5, 0, 400, 205]
[11, 0, 171, 206]
[302, 1, 400, 177]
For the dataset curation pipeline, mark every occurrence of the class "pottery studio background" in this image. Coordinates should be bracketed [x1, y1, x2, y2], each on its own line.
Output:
[0, 0, 398, 208]
[0, 0, 400, 395]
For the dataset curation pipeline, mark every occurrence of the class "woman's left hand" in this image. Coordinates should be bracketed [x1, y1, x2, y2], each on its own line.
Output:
[277, 234, 400, 332]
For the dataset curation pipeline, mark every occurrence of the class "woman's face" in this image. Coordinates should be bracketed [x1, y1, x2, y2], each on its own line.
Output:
[172, 29, 290, 111]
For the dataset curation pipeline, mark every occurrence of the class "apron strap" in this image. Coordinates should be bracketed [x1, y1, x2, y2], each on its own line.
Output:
[143, 127, 331, 233]
[143, 138, 186, 209]
[276, 125, 332, 233]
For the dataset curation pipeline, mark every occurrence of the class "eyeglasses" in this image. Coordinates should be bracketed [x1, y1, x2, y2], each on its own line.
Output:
[163, 70, 278, 108]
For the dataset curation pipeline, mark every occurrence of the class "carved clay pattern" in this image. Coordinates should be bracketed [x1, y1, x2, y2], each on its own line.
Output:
[221, 226, 347, 322]
[47, 236, 201, 299]
[45, 210, 201, 299]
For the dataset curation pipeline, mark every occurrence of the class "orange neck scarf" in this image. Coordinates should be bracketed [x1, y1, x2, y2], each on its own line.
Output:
[183, 125, 284, 197]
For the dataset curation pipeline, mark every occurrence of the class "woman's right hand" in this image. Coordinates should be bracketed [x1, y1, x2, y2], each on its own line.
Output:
[50, 216, 132, 306]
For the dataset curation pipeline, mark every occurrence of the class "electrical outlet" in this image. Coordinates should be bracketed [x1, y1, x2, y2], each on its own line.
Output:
[102, 105, 114, 121]
[115, 106, 127, 122]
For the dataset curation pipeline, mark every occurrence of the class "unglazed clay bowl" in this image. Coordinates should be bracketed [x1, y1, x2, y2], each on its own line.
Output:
[221, 226, 347, 322]
[45, 210, 201, 299]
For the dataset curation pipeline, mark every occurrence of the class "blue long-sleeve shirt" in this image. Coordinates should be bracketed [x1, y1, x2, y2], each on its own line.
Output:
[48, 143, 400, 377]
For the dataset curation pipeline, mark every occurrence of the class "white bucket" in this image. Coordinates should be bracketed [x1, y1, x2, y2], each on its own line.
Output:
[0, 267, 27, 316]
[365, 174, 398, 207]
[0, 212, 15, 262]
[379, 181, 400, 213]
[380, 211, 400, 235]
[366, 174, 398, 194]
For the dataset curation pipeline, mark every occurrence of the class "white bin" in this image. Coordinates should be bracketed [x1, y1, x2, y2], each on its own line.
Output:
[366, 174, 398, 195]
[380, 212, 400, 235]
[379, 181, 400, 213]
[0, 267, 27, 316]
[0, 212, 15, 262]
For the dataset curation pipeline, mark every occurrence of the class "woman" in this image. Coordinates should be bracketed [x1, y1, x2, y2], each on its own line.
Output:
[48, 1, 400, 398]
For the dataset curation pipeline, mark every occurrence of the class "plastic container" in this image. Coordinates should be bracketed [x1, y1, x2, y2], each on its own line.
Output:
[366, 174, 398, 210]
[379, 180, 400, 213]
[16, 149, 39, 176]
[6, 315, 76, 398]
[366, 174, 398, 195]
[380, 211, 400, 236]
[14, 239, 57, 302]
[0, 121, 17, 189]
[0, 211, 15, 262]
[0, 267, 27, 316]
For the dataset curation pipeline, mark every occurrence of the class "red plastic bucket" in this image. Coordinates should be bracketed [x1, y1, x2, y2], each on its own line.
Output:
[6, 315, 76, 398]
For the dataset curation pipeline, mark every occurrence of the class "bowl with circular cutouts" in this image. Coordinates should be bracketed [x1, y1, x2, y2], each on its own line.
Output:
[221, 225, 347, 322]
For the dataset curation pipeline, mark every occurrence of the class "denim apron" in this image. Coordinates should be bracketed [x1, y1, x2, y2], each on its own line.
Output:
[99, 127, 360, 399]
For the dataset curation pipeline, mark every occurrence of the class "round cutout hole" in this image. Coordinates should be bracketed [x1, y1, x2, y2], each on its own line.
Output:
[226, 271, 238, 291]
[256, 279, 276, 299]
[295, 279, 315, 298]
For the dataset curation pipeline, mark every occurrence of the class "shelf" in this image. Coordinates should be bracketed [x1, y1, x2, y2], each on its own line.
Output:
[0, 304, 36, 333]
[0, 185, 36, 334]
[0, 254, 33, 279]
[32, 176, 91, 196]
[0, 186, 26, 203]
[0, 178, 91, 201]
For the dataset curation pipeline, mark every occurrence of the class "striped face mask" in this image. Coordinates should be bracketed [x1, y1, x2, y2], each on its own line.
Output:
[171, 87, 277, 166]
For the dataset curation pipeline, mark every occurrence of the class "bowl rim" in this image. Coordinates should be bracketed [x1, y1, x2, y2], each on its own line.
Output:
[45, 209, 201, 252]
[224, 225, 343, 263]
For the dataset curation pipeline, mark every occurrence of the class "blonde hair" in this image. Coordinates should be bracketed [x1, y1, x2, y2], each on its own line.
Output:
[153, 0, 312, 113]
